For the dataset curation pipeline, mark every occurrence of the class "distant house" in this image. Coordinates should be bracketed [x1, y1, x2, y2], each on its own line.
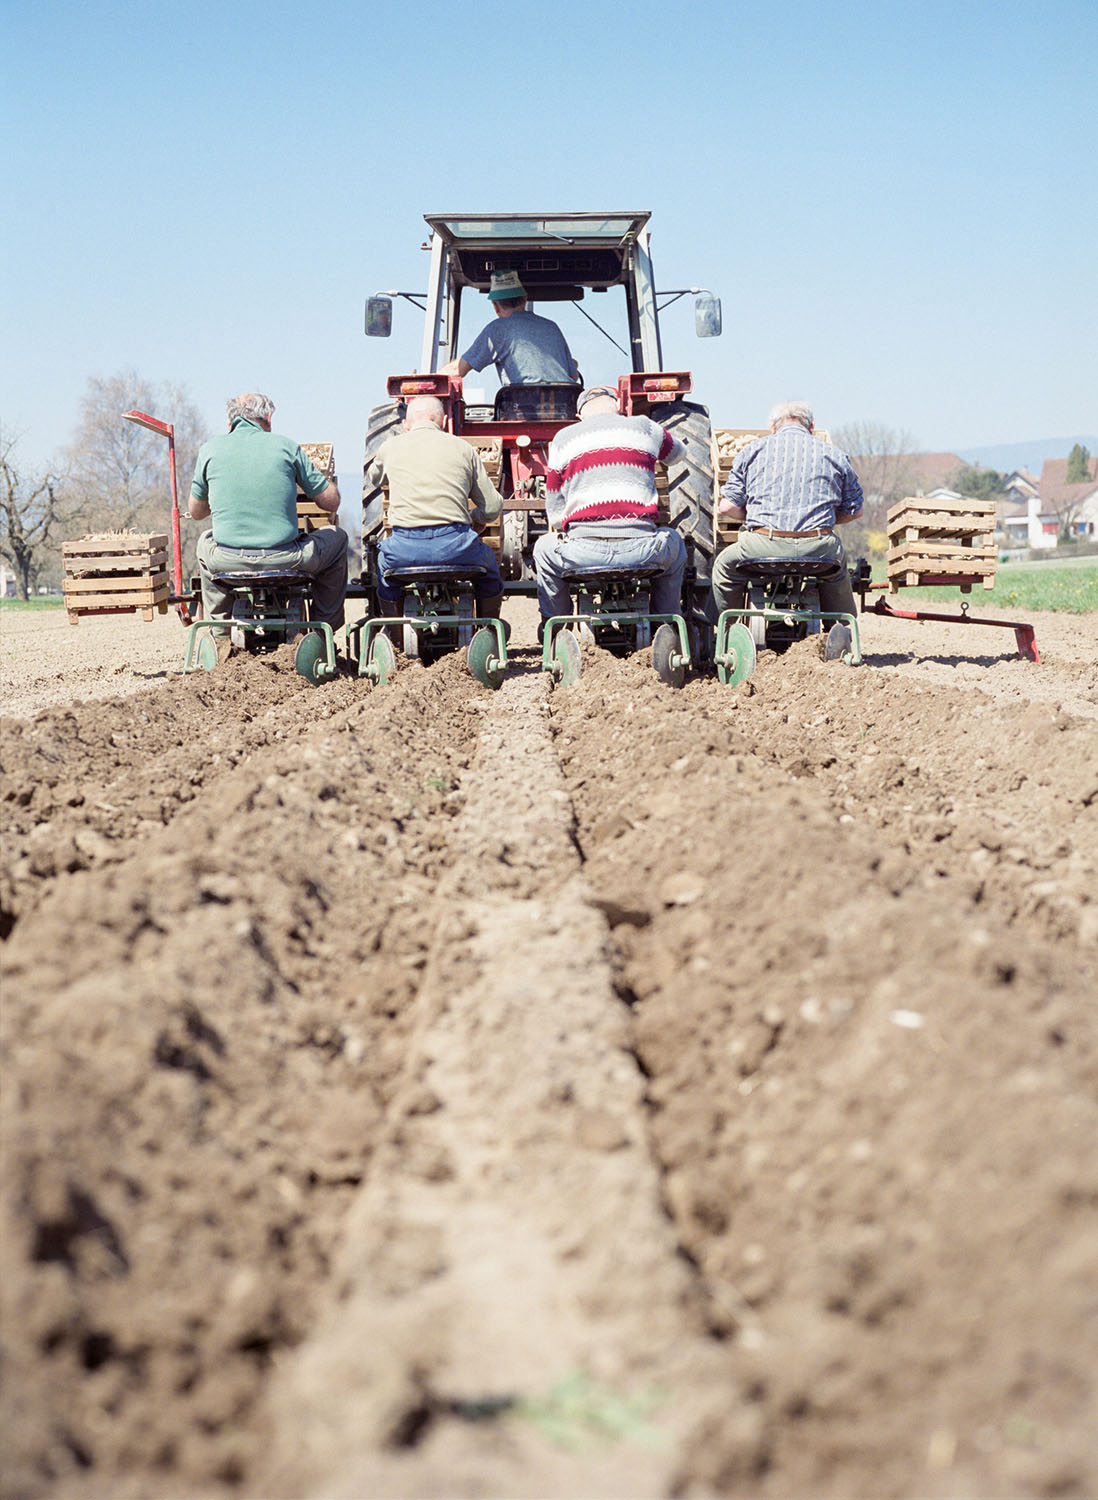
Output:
[1000, 495, 1060, 550]
[1038, 455, 1098, 538]
[1003, 468, 1040, 504]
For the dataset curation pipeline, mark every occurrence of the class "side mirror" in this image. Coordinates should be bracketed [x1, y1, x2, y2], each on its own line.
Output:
[695, 292, 722, 338]
[365, 296, 393, 338]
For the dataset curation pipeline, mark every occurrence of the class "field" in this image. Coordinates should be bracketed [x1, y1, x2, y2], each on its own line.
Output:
[2, 596, 1097, 1499]
[899, 560, 1098, 614]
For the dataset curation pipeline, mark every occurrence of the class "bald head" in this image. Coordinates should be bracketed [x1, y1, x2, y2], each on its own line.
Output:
[576, 384, 619, 420]
[404, 395, 446, 429]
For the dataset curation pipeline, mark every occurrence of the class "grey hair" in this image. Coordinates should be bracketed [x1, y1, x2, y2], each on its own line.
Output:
[769, 400, 813, 430]
[227, 392, 275, 424]
[405, 395, 446, 425]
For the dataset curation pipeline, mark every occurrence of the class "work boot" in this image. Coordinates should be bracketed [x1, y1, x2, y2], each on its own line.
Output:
[476, 594, 510, 642]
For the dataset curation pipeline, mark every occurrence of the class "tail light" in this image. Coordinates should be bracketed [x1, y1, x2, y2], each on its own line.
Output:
[386, 374, 454, 398]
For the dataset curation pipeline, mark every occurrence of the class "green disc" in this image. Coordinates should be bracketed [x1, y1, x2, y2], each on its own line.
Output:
[467, 626, 505, 690]
[717, 622, 757, 687]
[651, 622, 685, 689]
[553, 629, 582, 686]
[368, 631, 397, 685]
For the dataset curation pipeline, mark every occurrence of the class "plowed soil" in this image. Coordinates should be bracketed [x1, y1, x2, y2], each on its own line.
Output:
[2, 600, 1097, 1500]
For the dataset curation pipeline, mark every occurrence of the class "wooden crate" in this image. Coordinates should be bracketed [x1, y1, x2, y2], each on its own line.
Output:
[298, 443, 336, 531]
[62, 533, 171, 623]
[461, 436, 504, 554]
[886, 496, 997, 592]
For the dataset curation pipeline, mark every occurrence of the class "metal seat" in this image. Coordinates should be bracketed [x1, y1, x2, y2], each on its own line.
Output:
[381, 564, 488, 584]
[211, 569, 309, 590]
[494, 384, 580, 421]
[560, 564, 663, 584]
[734, 557, 843, 582]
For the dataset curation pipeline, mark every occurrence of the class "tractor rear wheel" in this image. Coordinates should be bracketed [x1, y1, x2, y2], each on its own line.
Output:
[649, 400, 717, 578]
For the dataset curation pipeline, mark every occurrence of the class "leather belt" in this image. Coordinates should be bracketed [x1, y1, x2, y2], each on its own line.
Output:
[750, 527, 832, 538]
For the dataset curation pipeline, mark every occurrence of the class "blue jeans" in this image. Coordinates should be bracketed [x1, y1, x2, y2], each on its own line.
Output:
[377, 524, 503, 603]
[197, 526, 348, 630]
[533, 524, 687, 619]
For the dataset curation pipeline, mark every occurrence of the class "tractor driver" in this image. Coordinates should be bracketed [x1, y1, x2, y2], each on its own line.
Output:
[533, 384, 687, 633]
[710, 400, 863, 624]
[364, 394, 505, 621]
[440, 271, 581, 389]
[188, 392, 347, 646]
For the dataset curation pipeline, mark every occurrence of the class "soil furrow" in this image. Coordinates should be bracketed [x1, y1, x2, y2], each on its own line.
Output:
[258, 674, 730, 1499]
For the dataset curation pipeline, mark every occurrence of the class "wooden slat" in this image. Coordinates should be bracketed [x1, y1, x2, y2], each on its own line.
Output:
[888, 517, 996, 540]
[63, 533, 168, 555]
[65, 551, 168, 575]
[64, 588, 170, 610]
[888, 542, 996, 563]
[64, 572, 169, 595]
[886, 497, 995, 525]
[887, 560, 996, 580]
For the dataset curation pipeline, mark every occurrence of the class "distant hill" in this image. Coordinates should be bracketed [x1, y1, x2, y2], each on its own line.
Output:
[955, 436, 1098, 475]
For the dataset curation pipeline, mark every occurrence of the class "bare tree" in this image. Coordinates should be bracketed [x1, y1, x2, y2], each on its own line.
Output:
[65, 372, 205, 574]
[0, 429, 76, 599]
[832, 421, 921, 512]
[830, 421, 922, 557]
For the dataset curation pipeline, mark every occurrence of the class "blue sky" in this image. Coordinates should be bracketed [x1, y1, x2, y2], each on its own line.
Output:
[3, 0, 1095, 492]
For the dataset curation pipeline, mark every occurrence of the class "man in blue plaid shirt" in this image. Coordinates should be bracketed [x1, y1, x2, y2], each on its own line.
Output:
[710, 400, 862, 623]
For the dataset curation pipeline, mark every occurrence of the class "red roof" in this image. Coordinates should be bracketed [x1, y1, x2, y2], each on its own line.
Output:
[851, 451, 966, 495]
[1039, 455, 1098, 509]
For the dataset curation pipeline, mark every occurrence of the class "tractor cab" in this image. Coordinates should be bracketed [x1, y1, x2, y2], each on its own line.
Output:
[363, 212, 722, 592]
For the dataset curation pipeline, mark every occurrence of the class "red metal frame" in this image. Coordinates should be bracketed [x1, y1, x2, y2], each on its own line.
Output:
[123, 409, 192, 624]
[865, 585, 1039, 663]
[619, 370, 692, 416]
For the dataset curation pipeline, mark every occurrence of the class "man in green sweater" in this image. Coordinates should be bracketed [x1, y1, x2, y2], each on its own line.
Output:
[188, 392, 347, 636]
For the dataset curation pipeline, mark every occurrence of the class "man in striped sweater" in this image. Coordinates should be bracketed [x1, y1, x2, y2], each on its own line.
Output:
[533, 385, 687, 629]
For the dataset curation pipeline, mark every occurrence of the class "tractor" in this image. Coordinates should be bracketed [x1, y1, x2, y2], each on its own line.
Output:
[361, 212, 723, 668]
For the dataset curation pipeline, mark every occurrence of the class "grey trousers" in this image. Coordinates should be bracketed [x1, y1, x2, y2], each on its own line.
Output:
[197, 526, 349, 631]
[710, 528, 857, 620]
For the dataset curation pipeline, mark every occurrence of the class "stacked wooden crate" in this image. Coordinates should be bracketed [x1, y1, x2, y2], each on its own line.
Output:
[711, 429, 766, 545]
[297, 443, 336, 531]
[886, 496, 998, 592]
[461, 436, 504, 555]
[62, 532, 170, 623]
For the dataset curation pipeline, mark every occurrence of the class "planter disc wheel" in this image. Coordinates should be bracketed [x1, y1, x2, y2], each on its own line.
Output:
[717, 622, 757, 687]
[195, 635, 219, 672]
[825, 622, 853, 662]
[368, 631, 397, 685]
[553, 629, 582, 686]
[467, 626, 505, 690]
[293, 631, 331, 685]
[652, 623, 686, 689]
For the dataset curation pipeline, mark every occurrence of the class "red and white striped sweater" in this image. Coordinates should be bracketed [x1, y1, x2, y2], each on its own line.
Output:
[545, 413, 685, 530]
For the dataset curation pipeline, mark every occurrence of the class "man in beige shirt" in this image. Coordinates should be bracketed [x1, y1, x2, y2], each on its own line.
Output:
[365, 395, 504, 617]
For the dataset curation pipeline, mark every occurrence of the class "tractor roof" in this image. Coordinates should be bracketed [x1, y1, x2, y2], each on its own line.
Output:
[424, 213, 651, 299]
